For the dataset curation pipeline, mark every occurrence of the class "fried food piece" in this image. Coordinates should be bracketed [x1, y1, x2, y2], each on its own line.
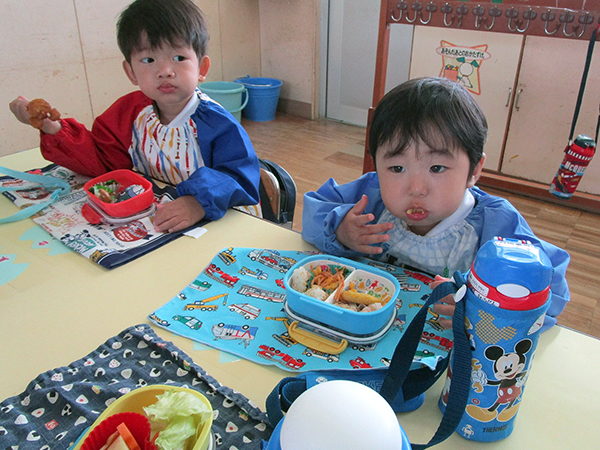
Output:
[340, 289, 381, 305]
[28, 98, 61, 129]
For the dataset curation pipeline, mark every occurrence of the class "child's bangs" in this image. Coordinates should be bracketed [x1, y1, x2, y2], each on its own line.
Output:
[418, 120, 463, 154]
[383, 120, 460, 158]
[134, 26, 191, 54]
[118, 1, 208, 61]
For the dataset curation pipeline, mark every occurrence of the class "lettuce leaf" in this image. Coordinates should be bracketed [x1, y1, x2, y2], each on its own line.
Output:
[143, 390, 212, 450]
[153, 416, 195, 450]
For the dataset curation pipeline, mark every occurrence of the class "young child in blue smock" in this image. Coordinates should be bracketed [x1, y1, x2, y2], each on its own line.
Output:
[302, 77, 570, 331]
[9, 0, 259, 233]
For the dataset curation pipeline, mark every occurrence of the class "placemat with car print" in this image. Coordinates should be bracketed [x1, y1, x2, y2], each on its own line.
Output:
[0, 164, 206, 269]
[148, 247, 454, 373]
[0, 324, 271, 450]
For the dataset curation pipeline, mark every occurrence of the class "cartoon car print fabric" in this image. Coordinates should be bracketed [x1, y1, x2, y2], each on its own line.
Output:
[149, 247, 454, 372]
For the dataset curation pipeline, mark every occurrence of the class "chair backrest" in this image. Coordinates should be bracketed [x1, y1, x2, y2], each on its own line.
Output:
[260, 168, 280, 220]
[259, 159, 296, 229]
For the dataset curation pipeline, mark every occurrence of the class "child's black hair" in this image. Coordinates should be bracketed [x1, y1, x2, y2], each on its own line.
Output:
[368, 77, 488, 176]
[117, 0, 209, 63]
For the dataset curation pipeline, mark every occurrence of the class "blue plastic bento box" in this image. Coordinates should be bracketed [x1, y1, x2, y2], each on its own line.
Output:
[283, 255, 400, 341]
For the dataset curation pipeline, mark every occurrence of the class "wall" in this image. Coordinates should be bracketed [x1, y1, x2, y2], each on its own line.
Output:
[258, 0, 320, 120]
[0, 0, 262, 158]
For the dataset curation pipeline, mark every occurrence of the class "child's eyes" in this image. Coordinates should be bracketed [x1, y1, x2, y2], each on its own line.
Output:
[389, 166, 405, 173]
[138, 56, 186, 63]
[430, 165, 446, 173]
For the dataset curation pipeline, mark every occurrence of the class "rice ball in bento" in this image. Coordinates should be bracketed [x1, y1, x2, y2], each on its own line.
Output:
[290, 267, 310, 292]
[305, 286, 328, 301]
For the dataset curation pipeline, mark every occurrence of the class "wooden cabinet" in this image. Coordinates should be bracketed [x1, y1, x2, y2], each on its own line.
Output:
[502, 36, 600, 196]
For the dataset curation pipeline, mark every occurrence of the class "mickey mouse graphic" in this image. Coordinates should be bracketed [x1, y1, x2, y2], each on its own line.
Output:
[466, 338, 532, 423]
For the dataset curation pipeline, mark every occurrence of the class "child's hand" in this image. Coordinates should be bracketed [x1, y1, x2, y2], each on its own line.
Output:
[335, 194, 393, 254]
[9, 96, 31, 125]
[431, 275, 456, 329]
[9, 96, 62, 134]
[154, 195, 205, 233]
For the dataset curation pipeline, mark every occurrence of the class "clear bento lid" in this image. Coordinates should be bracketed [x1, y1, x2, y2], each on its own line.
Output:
[82, 198, 156, 225]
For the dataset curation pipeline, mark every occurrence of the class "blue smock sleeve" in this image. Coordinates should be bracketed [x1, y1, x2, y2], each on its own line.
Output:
[301, 172, 386, 256]
[468, 187, 571, 331]
[176, 101, 260, 220]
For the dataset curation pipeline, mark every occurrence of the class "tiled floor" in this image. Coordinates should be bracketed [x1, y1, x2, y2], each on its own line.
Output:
[243, 113, 600, 340]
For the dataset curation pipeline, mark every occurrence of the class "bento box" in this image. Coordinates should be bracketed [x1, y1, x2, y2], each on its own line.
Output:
[284, 255, 400, 346]
[72, 384, 214, 450]
[82, 169, 155, 224]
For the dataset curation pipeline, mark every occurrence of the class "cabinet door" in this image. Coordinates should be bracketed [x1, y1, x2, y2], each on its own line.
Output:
[501, 36, 600, 195]
[409, 27, 523, 172]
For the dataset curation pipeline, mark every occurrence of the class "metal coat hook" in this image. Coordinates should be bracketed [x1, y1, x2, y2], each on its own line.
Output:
[456, 4, 469, 27]
[485, 6, 502, 30]
[560, 11, 577, 37]
[472, 5, 486, 29]
[575, 12, 594, 38]
[420, 2, 437, 25]
[406, 1, 423, 24]
[441, 3, 454, 27]
[391, 1, 408, 22]
[505, 7, 520, 32]
[517, 8, 537, 33]
[542, 10, 559, 35]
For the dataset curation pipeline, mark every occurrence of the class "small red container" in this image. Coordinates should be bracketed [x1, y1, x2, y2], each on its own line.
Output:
[80, 412, 156, 450]
[84, 170, 153, 218]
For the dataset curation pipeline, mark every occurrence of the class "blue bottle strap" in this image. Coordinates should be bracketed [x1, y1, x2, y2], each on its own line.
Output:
[0, 166, 70, 224]
[415, 272, 470, 450]
[265, 376, 307, 426]
[380, 271, 472, 450]
[266, 272, 472, 448]
[379, 277, 460, 403]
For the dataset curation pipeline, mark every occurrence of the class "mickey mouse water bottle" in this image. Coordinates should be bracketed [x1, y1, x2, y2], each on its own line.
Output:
[439, 237, 553, 442]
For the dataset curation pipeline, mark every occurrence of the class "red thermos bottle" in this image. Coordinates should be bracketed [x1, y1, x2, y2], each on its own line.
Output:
[549, 134, 596, 199]
[549, 26, 600, 199]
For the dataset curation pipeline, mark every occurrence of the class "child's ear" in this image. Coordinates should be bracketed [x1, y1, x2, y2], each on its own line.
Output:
[467, 153, 486, 188]
[122, 60, 138, 86]
[198, 56, 211, 83]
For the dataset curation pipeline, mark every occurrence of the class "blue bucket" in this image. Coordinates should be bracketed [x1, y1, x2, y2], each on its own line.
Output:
[199, 81, 248, 123]
[234, 76, 282, 122]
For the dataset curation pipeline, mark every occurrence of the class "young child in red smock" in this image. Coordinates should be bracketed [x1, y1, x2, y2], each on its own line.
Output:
[10, 0, 260, 233]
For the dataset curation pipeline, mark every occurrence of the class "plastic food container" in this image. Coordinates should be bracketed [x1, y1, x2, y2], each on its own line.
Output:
[80, 411, 156, 450]
[72, 385, 214, 450]
[284, 255, 399, 352]
[82, 198, 157, 225]
[83, 169, 154, 221]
